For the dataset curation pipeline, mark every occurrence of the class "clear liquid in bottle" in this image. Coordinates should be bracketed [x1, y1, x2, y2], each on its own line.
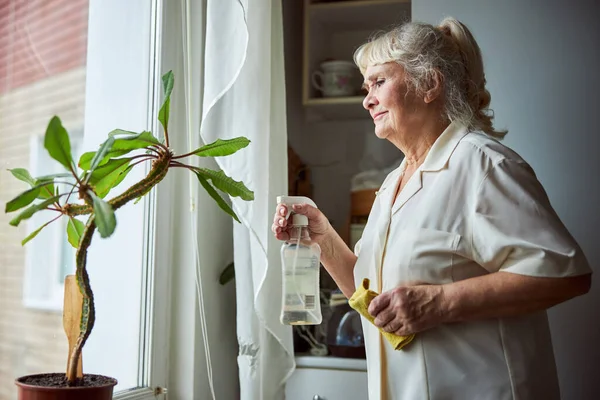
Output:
[280, 225, 322, 325]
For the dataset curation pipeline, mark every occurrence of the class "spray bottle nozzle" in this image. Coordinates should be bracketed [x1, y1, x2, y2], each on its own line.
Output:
[276, 196, 318, 224]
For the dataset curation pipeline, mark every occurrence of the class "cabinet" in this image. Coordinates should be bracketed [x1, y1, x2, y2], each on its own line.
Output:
[302, 0, 411, 120]
[285, 357, 368, 400]
[282, 0, 411, 397]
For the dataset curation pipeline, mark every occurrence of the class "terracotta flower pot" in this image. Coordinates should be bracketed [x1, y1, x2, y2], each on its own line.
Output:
[15, 373, 117, 400]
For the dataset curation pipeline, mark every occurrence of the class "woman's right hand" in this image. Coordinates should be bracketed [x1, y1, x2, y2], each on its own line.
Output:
[271, 202, 331, 244]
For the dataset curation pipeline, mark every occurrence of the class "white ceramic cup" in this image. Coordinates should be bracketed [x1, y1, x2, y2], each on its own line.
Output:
[311, 60, 359, 97]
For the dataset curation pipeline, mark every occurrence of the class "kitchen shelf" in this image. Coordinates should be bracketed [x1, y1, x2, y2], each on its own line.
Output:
[309, 0, 411, 31]
[304, 96, 370, 120]
[302, 0, 411, 120]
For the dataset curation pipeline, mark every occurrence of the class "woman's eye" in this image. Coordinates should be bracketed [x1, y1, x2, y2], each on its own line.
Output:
[375, 79, 385, 87]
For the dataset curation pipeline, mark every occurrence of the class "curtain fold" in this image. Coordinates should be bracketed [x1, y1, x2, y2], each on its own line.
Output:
[185, 0, 294, 398]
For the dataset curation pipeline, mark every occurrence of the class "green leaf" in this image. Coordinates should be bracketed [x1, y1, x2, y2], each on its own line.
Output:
[192, 137, 250, 157]
[108, 129, 140, 138]
[79, 132, 160, 170]
[162, 70, 174, 99]
[35, 172, 73, 181]
[158, 97, 171, 133]
[9, 195, 61, 227]
[33, 173, 72, 200]
[21, 218, 57, 246]
[67, 217, 86, 248]
[35, 181, 54, 200]
[79, 149, 130, 170]
[158, 71, 174, 132]
[108, 129, 160, 144]
[5, 186, 41, 212]
[89, 191, 116, 238]
[44, 116, 74, 171]
[196, 173, 240, 223]
[110, 165, 133, 190]
[88, 158, 132, 198]
[86, 137, 115, 176]
[196, 168, 254, 201]
[219, 262, 235, 285]
[8, 168, 37, 186]
[7, 169, 59, 200]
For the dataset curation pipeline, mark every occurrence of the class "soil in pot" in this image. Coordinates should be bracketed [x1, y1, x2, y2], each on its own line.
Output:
[16, 373, 117, 400]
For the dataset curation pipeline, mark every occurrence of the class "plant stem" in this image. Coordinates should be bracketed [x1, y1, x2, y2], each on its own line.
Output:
[171, 149, 197, 160]
[65, 155, 172, 384]
[66, 216, 96, 385]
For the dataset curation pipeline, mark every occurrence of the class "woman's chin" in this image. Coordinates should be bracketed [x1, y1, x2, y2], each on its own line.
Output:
[373, 127, 389, 139]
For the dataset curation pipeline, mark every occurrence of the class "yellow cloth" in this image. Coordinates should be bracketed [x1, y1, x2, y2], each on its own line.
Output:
[349, 278, 415, 350]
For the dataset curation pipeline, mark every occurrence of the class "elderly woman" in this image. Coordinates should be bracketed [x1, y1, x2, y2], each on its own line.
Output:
[273, 17, 592, 400]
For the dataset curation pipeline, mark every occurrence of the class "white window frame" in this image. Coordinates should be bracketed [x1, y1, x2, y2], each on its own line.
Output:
[22, 0, 217, 397]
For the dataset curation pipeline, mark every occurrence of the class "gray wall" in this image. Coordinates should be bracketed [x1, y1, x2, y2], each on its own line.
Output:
[414, 1, 600, 398]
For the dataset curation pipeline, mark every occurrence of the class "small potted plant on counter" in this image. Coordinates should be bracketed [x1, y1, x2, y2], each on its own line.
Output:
[4, 71, 253, 400]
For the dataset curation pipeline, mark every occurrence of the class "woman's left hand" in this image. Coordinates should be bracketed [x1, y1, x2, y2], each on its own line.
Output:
[368, 284, 447, 336]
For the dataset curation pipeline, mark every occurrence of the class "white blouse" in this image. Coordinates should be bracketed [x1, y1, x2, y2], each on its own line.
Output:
[353, 121, 591, 400]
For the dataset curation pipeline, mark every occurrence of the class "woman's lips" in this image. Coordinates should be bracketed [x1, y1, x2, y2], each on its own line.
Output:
[373, 111, 388, 120]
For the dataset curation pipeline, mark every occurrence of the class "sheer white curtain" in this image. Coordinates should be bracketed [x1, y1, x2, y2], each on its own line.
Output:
[177, 0, 294, 398]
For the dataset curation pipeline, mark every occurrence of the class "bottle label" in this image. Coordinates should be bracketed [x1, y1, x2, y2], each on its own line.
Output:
[285, 294, 315, 310]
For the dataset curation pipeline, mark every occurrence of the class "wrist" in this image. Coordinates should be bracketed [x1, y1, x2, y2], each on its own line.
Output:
[438, 283, 458, 324]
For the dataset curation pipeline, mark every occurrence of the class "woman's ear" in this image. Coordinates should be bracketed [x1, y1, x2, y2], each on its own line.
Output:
[424, 70, 443, 104]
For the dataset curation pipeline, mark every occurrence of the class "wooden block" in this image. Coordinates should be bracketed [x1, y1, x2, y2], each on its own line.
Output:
[63, 275, 84, 378]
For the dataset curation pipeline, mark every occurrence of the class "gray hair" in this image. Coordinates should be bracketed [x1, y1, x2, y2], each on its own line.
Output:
[354, 17, 506, 139]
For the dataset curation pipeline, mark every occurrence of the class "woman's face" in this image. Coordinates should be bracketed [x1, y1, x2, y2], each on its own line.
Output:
[362, 62, 420, 141]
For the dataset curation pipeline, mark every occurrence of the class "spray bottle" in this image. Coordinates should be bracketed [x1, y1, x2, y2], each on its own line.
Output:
[277, 195, 322, 325]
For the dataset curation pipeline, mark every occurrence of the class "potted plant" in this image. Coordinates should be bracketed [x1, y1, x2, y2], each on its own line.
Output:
[4, 71, 253, 399]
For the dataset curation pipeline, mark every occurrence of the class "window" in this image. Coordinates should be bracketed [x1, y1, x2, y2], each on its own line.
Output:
[0, 0, 168, 398]
[23, 133, 83, 311]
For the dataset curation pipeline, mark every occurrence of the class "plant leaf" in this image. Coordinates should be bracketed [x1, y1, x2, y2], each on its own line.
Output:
[109, 130, 161, 144]
[158, 71, 174, 132]
[86, 136, 115, 177]
[8, 169, 59, 200]
[35, 172, 73, 181]
[192, 137, 250, 157]
[36, 181, 54, 200]
[88, 158, 132, 198]
[79, 132, 160, 170]
[219, 262, 235, 285]
[108, 129, 140, 138]
[67, 217, 86, 248]
[162, 70, 174, 99]
[79, 149, 130, 170]
[5, 187, 41, 212]
[89, 191, 116, 238]
[21, 218, 57, 246]
[9, 195, 61, 227]
[33, 173, 73, 200]
[8, 168, 37, 186]
[196, 173, 240, 223]
[44, 116, 74, 171]
[196, 168, 254, 201]
[158, 98, 171, 133]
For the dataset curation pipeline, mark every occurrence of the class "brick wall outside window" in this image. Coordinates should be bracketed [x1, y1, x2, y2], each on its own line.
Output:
[0, 1, 89, 398]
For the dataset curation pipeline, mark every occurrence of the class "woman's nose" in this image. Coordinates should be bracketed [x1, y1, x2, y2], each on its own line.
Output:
[363, 91, 377, 110]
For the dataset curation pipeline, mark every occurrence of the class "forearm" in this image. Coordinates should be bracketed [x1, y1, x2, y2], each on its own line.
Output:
[441, 271, 591, 323]
[318, 231, 358, 299]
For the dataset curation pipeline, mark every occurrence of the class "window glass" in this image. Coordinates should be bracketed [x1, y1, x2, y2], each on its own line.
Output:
[0, 0, 157, 397]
